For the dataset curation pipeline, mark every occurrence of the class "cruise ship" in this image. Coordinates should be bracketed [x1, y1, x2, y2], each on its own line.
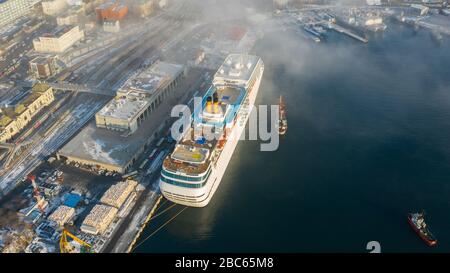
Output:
[159, 54, 264, 207]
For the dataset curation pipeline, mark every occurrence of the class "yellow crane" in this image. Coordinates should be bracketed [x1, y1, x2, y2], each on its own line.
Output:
[60, 229, 93, 253]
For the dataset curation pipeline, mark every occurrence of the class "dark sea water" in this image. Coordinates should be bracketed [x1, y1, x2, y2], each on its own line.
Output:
[135, 22, 450, 253]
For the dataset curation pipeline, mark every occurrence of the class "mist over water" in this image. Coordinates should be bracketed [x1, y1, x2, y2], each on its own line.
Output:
[135, 20, 450, 252]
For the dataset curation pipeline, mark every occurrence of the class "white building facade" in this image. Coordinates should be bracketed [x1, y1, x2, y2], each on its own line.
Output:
[33, 25, 84, 53]
[0, 0, 32, 27]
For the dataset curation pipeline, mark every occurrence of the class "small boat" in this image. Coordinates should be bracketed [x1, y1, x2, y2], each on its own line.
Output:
[408, 212, 437, 247]
[278, 96, 287, 135]
[312, 25, 327, 35]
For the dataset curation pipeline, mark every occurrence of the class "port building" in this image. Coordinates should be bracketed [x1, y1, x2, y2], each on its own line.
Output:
[57, 61, 186, 173]
[33, 25, 84, 53]
[100, 180, 137, 209]
[95, 93, 152, 133]
[80, 204, 118, 235]
[48, 205, 75, 227]
[0, 83, 54, 142]
[96, 61, 185, 133]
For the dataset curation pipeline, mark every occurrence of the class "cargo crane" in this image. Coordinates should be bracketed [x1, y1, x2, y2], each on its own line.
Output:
[27, 174, 46, 213]
[60, 229, 93, 253]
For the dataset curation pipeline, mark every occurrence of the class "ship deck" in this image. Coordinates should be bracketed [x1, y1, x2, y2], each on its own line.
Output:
[163, 129, 216, 175]
[215, 86, 244, 105]
[162, 55, 258, 177]
[171, 144, 209, 165]
[193, 85, 245, 127]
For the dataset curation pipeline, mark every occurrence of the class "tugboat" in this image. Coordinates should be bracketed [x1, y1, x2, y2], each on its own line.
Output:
[408, 212, 437, 247]
[278, 96, 287, 135]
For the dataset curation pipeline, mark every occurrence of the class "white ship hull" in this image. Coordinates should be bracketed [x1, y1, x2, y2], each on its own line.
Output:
[160, 65, 264, 207]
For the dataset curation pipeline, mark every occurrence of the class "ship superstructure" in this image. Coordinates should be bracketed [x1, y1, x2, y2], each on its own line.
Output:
[408, 212, 437, 246]
[159, 54, 264, 207]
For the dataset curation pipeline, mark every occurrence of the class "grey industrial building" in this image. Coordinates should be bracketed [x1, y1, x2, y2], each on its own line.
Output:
[57, 61, 186, 173]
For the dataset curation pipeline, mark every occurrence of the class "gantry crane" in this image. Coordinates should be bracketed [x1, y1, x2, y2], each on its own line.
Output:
[27, 174, 46, 213]
[60, 229, 93, 253]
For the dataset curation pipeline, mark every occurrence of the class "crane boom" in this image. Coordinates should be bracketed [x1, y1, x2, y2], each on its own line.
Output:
[60, 229, 92, 253]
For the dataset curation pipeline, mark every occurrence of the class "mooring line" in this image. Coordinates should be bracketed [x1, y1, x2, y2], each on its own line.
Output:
[131, 206, 188, 252]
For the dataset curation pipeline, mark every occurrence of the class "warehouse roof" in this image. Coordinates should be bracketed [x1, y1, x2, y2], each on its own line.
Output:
[30, 56, 50, 65]
[48, 205, 75, 225]
[63, 193, 82, 208]
[118, 61, 184, 96]
[58, 120, 148, 168]
[82, 204, 117, 228]
[0, 83, 52, 117]
[40, 25, 77, 38]
[100, 180, 137, 208]
[0, 112, 12, 128]
[96, 93, 150, 121]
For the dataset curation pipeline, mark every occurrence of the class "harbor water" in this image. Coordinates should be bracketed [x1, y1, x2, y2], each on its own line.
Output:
[134, 22, 450, 253]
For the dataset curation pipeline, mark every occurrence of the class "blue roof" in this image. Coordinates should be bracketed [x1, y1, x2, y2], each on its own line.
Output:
[64, 193, 82, 208]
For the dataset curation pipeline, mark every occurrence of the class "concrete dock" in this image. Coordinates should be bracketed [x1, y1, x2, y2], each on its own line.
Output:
[328, 23, 368, 43]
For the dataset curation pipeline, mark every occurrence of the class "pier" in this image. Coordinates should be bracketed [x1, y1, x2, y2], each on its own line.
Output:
[328, 23, 368, 43]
